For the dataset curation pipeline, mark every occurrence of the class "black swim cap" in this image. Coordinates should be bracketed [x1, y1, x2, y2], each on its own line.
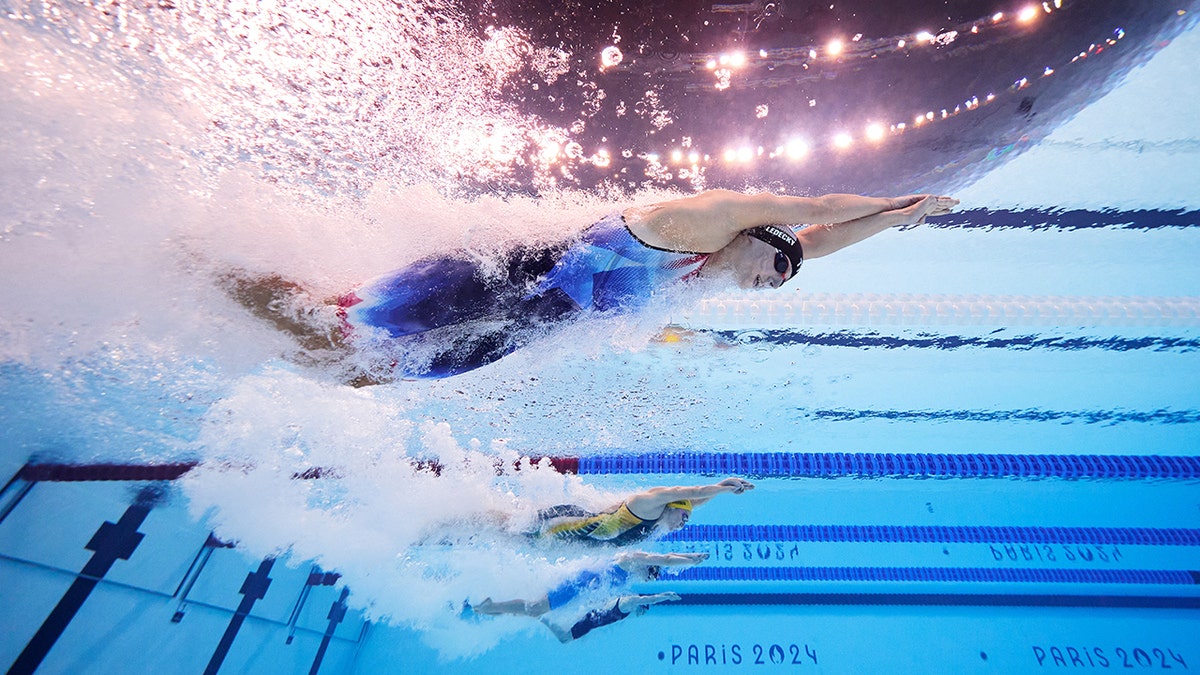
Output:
[745, 225, 804, 284]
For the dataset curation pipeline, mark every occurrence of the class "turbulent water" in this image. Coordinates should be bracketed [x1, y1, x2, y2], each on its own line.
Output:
[0, 1, 716, 653]
[3, 0, 1200, 658]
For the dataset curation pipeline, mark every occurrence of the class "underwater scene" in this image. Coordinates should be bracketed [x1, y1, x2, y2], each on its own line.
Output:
[2, 0, 1199, 672]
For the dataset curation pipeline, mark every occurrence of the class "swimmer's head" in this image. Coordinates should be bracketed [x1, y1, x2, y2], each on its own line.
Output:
[662, 500, 693, 530]
[666, 499, 693, 512]
[699, 226, 802, 289]
[746, 225, 803, 283]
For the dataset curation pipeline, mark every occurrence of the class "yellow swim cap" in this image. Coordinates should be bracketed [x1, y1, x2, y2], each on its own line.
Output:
[665, 499, 693, 512]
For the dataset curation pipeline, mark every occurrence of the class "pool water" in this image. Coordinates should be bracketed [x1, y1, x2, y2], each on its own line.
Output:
[2, 1, 1199, 673]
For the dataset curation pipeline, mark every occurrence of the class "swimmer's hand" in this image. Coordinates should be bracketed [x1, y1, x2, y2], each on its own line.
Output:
[929, 195, 959, 216]
[667, 552, 710, 566]
[632, 592, 683, 615]
[893, 195, 959, 225]
[718, 477, 755, 494]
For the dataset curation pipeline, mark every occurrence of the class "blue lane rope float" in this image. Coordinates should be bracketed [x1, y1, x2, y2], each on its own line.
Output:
[707, 328, 1200, 353]
[574, 452, 1200, 479]
[687, 292, 1200, 329]
[662, 524, 1200, 546]
[673, 566, 1200, 585]
[670, 593, 1200, 609]
[10, 452, 1200, 488]
[801, 407, 1200, 425]
[935, 207, 1200, 231]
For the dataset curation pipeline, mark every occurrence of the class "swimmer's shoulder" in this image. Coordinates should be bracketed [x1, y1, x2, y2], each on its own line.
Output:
[621, 192, 743, 253]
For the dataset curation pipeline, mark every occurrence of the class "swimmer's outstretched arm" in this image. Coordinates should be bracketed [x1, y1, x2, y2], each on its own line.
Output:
[615, 551, 709, 569]
[625, 477, 755, 516]
[631, 190, 946, 252]
[798, 195, 959, 259]
[618, 592, 680, 613]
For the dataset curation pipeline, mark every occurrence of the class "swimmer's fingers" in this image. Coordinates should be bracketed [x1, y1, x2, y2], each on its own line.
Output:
[720, 477, 756, 493]
[891, 194, 930, 209]
[929, 196, 960, 216]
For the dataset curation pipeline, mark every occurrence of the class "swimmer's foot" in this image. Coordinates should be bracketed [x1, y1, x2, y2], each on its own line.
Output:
[459, 600, 495, 622]
[218, 270, 345, 352]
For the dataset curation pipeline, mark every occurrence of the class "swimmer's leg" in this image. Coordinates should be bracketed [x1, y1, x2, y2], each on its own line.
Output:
[472, 596, 551, 617]
[413, 509, 517, 545]
[351, 257, 515, 338]
[403, 290, 581, 379]
[218, 271, 345, 352]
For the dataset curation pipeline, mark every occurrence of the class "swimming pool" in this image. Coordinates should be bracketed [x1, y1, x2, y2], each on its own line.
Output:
[2, 0, 1198, 673]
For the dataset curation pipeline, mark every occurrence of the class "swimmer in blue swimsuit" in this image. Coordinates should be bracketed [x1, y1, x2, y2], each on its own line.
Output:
[222, 191, 957, 382]
[336, 212, 711, 379]
[546, 592, 681, 642]
[469, 551, 697, 642]
[471, 550, 706, 619]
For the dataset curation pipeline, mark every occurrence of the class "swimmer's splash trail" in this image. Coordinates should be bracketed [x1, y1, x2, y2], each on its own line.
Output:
[2, 0, 1200, 670]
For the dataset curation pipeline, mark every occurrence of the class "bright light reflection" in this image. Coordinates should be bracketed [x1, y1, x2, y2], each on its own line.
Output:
[785, 139, 809, 160]
[600, 46, 623, 68]
[566, 0, 1117, 173]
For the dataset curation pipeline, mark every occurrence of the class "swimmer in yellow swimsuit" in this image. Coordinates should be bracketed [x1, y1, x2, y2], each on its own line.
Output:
[535, 477, 755, 546]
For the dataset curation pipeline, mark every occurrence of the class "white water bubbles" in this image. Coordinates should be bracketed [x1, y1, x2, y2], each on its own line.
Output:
[7, 0, 582, 199]
[180, 366, 620, 654]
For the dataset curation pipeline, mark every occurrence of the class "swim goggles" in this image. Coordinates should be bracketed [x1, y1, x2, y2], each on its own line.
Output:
[746, 225, 804, 284]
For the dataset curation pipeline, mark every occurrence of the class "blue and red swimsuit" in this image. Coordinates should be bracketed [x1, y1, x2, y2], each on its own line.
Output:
[338, 213, 707, 378]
